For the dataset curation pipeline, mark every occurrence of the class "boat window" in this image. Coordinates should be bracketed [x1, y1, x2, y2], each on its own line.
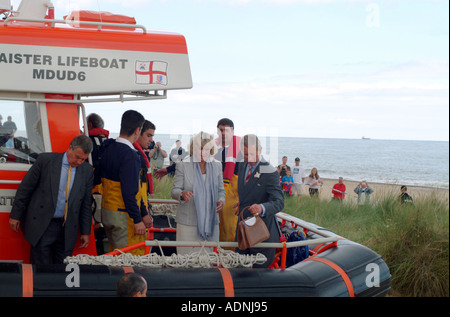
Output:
[0, 101, 45, 165]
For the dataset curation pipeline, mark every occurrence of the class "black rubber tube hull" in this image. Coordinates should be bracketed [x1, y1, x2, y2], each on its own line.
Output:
[0, 242, 390, 297]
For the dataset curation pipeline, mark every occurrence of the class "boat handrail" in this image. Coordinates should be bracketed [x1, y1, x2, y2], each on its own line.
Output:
[3, 17, 147, 33]
[276, 212, 335, 239]
[148, 198, 180, 205]
[0, 180, 21, 184]
[144, 237, 338, 249]
[0, 91, 168, 104]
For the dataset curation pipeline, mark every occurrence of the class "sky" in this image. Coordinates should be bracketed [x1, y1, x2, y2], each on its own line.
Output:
[7, 0, 450, 141]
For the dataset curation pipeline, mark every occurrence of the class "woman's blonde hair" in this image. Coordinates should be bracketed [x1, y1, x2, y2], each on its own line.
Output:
[189, 131, 217, 158]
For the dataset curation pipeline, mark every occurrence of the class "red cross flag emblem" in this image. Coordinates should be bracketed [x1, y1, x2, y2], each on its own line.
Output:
[135, 60, 168, 85]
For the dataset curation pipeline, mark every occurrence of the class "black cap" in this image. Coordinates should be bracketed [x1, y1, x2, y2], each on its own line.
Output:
[295, 157, 300, 161]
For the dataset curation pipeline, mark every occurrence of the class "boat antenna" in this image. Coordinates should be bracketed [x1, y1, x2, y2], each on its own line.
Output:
[96, 0, 102, 23]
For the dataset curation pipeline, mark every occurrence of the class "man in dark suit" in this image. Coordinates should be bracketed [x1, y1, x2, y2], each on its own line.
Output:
[235, 134, 284, 268]
[9, 135, 94, 264]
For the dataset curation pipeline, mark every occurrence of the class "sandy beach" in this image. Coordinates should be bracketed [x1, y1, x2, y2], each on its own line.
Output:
[309, 178, 449, 204]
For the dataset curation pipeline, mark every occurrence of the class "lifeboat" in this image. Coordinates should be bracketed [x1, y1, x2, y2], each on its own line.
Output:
[0, 1, 390, 298]
[0, 211, 391, 297]
[0, 0, 192, 263]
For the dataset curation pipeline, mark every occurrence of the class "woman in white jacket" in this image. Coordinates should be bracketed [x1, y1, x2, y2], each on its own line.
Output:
[306, 167, 323, 197]
[171, 131, 226, 255]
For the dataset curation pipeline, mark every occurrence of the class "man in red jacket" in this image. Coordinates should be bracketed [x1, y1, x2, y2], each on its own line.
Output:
[332, 177, 346, 202]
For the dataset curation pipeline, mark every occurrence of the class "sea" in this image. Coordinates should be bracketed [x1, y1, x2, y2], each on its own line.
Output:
[136, 134, 449, 189]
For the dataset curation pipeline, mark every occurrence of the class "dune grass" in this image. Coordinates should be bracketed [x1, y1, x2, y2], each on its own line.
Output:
[282, 189, 449, 297]
[151, 175, 176, 200]
[152, 177, 449, 297]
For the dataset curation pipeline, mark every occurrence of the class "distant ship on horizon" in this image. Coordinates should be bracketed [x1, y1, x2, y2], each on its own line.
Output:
[362, 136, 371, 140]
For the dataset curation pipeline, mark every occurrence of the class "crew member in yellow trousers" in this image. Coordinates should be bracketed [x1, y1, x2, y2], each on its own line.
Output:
[133, 120, 157, 255]
[215, 118, 242, 245]
[98, 110, 152, 255]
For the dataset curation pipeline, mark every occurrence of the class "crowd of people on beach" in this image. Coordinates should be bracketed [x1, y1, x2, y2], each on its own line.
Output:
[7, 111, 414, 275]
[275, 155, 413, 205]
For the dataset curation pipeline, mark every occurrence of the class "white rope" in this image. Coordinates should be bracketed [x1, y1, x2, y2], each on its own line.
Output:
[150, 204, 176, 228]
[150, 203, 177, 215]
[64, 241, 267, 268]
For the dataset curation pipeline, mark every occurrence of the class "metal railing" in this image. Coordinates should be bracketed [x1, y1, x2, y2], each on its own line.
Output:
[3, 17, 147, 33]
[0, 91, 168, 104]
[102, 210, 341, 269]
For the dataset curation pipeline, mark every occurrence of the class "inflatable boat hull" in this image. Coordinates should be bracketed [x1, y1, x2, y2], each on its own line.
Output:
[0, 240, 390, 297]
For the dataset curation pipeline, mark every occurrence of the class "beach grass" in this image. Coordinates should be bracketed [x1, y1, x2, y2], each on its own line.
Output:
[282, 189, 449, 297]
[151, 176, 449, 297]
[151, 175, 175, 199]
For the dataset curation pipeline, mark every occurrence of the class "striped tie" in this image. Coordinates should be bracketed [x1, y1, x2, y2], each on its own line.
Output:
[245, 165, 252, 183]
[62, 166, 72, 226]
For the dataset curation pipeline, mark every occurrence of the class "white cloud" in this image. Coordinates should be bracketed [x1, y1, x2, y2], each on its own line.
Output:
[372, 60, 449, 81]
[211, 0, 375, 5]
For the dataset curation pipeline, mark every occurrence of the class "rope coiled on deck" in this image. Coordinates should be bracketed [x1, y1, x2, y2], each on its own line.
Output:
[64, 240, 267, 268]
